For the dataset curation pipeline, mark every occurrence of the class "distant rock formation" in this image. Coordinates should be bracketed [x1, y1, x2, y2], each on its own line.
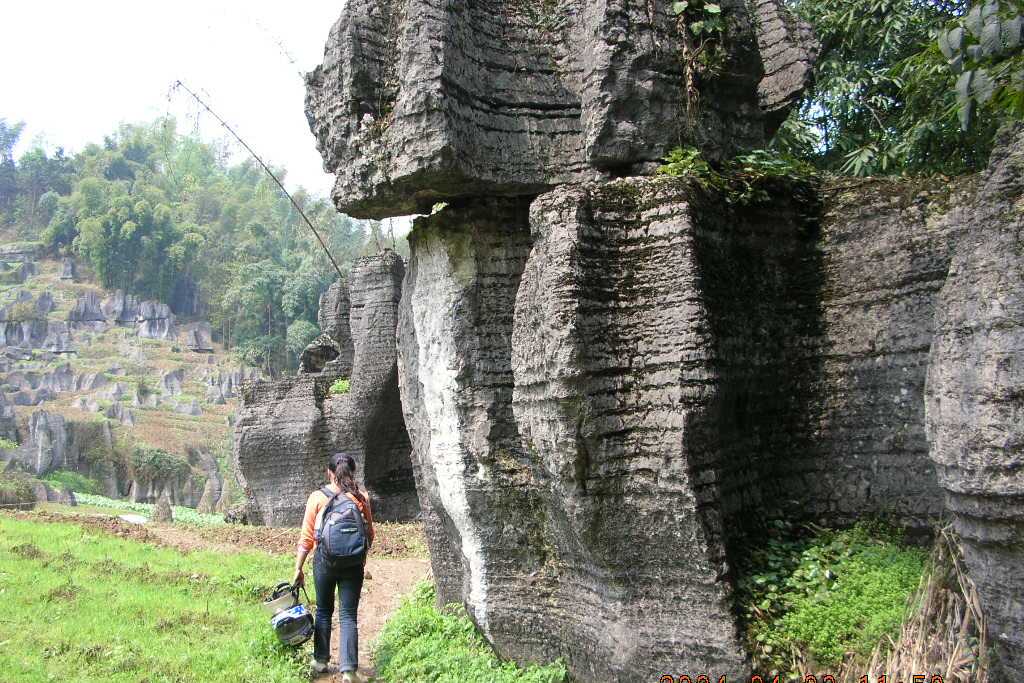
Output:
[59, 257, 75, 281]
[184, 322, 214, 353]
[68, 291, 107, 329]
[234, 251, 417, 525]
[102, 290, 142, 324]
[136, 301, 176, 340]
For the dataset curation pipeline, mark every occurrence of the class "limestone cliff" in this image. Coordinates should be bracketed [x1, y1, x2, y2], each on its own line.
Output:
[925, 125, 1024, 679]
[308, 2, 1022, 680]
[233, 251, 417, 525]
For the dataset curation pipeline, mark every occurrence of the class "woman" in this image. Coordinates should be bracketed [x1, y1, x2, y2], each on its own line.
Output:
[293, 453, 375, 682]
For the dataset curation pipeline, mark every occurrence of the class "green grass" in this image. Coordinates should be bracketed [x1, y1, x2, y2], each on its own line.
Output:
[736, 521, 928, 674]
[373, 582, 567, 683]
[0, 514, 305, 683]
[74, 493, 226, 526]
[42, 470, 104, 495]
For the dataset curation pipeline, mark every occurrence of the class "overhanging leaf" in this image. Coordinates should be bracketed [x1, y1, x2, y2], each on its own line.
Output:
[956, 69, 975, 103]
[1003, 16, 1023, 50]
[705, 3, 722, 14]
[673, 1, 689, 15]
[949, 27, 965, 52]
[966, 6, 983, 37]
[981, 20, 1003, 56]
[939, 29, 954, 58]
[972, 69, 995, 103]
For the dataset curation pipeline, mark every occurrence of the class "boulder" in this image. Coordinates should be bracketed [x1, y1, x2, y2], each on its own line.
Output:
[152, 493, 174, 522]
[160, 369, 184, 396]
[42, 321, 75, 354]
[34, 292, 54, 316]
[67, 291, 107, 328]
[175, 399, 203, 417]
[298, 333, 340, 374]
[0, 319, 48, 347]
[104, 403, 135, 426]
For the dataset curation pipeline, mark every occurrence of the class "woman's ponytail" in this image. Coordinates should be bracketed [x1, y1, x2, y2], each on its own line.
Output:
[329, 453, 367, 506]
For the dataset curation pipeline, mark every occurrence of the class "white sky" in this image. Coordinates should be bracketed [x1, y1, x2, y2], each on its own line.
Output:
[2, 1, 346, 196]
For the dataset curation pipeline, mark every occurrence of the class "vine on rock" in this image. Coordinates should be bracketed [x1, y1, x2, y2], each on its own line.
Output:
[672, 0, 727, 121]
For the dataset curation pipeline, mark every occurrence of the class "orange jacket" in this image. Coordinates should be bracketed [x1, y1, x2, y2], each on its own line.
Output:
[298, 486, 375, 554]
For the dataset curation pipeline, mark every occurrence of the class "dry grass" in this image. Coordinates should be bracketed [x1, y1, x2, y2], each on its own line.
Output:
[793, 526, 989, 683]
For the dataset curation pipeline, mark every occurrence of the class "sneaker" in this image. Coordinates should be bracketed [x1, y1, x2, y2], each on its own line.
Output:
[310, 658, 330, 674]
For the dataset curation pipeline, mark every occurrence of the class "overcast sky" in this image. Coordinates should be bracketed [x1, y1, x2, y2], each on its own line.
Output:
[3, 1, 345, 196]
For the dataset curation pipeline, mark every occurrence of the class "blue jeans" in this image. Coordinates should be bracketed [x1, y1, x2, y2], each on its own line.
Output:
[312, 550, 364, 671]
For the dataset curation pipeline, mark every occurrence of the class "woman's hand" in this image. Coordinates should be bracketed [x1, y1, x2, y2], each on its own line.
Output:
[292, 567, 304, 588]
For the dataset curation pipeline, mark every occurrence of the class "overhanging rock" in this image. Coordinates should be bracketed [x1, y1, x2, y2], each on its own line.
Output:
[306, 0, 817, 219]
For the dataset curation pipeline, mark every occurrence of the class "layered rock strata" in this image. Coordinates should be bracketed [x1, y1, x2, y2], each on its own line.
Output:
[306, 0, 817, 218]
[925, 126, 1024, 679]
[234, 251, 417, 525]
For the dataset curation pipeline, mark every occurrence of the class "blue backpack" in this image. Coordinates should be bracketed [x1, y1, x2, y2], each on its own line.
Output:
[315, 487, 368, 567]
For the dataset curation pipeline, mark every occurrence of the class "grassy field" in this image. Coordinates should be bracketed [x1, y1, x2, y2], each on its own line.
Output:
[0, 514, 305, 683]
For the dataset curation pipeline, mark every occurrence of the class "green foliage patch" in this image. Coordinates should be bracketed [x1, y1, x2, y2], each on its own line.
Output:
[0, 436, 18, 451]
[374, 582, 568, 683]
[0, 514, 304, 682]
[42, 470, 104, 495]
[0, 471, 39, 510]
[75, 493, 225, 526]
[735, 521, 927, 676]
[658, 147, 819, 205]
[329, 377, 351, 396]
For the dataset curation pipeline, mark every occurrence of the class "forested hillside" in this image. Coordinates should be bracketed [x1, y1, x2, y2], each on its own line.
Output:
[0, 117, 399, 376]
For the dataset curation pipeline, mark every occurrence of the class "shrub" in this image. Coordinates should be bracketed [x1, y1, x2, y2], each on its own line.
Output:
[0, 471, 38, 510]
[0, 437, 18, 451]
[329, 378, 351, 395]
[130, 446, 191, 481]
[43, 470, 104, 495]
[373, 582, 567, 683]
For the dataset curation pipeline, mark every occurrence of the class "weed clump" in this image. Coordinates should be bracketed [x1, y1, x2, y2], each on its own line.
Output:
[374, 582, 568, 683]
[735, 521, 927, 677]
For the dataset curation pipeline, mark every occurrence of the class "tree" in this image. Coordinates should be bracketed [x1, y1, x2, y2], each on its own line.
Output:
[777, 0, 1012, 176]
[0, 119, 26, 220]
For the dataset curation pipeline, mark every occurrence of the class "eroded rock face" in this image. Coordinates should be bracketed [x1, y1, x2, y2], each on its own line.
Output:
[399, 188, 817, 679]
[306, 0, 817, 218]
[925, 126, 1024, 679]
[234, 252, 417, 525]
